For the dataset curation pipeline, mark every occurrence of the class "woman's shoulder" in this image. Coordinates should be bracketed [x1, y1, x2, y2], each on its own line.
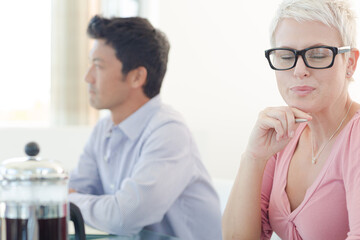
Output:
[337, 110, 360, 182]
[337, 110, 360, 166]
[353, 109, 360, 122]
[345, 109, 360, 139]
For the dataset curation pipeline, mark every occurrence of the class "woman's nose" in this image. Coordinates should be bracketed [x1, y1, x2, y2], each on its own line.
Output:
[293, 56, 310, 79]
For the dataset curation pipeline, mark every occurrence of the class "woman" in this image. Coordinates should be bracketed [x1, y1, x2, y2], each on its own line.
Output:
[222, 0, 359, 239]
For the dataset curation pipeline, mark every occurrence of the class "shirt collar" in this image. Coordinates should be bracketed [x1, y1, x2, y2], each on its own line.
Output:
[114, 95, 162, 140]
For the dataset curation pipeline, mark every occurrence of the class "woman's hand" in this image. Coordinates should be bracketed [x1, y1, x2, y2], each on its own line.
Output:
[244, 106, 312, 162]
[223, 106, 311, 240]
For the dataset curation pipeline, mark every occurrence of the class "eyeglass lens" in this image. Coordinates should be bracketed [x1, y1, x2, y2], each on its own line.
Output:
[269, 47, 334, 69]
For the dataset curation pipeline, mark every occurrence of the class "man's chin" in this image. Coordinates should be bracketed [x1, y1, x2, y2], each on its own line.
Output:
[89, 100, 102, 110]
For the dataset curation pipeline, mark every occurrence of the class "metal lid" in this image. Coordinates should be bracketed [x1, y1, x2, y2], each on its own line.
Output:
[0, 142, 67, 181]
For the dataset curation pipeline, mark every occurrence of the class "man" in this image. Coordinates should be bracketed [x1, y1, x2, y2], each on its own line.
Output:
[68, 15, 222, 240]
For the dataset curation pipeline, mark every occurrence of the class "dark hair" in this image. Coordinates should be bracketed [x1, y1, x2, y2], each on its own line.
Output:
[87, 15, 170, 98]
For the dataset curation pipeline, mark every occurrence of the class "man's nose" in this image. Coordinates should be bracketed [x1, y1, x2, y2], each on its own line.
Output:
[84, 66, 94, 83]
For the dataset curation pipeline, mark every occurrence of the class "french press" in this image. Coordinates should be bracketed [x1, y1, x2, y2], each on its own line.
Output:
[0, 142, 85, 240]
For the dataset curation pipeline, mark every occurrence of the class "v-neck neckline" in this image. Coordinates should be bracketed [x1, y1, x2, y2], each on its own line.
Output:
[281, 111, 360, 220]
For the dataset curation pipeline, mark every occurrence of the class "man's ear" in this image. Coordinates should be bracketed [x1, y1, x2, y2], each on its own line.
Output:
[127, 66, 147, 88]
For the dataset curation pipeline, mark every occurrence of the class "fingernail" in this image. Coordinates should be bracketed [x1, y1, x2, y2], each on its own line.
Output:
[290, 131, 294, 137]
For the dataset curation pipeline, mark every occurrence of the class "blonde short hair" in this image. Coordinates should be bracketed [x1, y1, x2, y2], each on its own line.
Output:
[270, 0, 357, 48]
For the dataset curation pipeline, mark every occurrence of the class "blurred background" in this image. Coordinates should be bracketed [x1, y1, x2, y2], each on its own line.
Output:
[0, 0, 359, 180]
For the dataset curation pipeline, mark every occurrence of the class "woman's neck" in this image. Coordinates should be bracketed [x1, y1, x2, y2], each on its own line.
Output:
[307, 97, 353, 149]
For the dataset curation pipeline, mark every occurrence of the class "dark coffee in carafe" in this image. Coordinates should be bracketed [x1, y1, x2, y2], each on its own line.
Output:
[5, 217, 67, 240]
[1, 202, 68, 240]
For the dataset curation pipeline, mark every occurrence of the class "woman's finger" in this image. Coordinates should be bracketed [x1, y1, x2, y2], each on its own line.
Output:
[264, 108, 289, 138]
[259, 115, 286, 141]
[283, 107, 296, 137]
[291, 108, 313, 120]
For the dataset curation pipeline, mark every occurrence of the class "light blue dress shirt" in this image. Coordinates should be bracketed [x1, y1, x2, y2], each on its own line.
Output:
[68, 95, 222, 240]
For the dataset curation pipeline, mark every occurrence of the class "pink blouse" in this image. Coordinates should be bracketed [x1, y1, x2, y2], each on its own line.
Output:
[261, 110, 360, 240]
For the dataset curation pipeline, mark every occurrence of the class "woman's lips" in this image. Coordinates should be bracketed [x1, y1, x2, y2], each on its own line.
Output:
[290, 86, 315, 96]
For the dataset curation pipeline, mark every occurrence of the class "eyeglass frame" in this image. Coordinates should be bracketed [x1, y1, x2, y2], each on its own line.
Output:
[264, 45, 351, 71]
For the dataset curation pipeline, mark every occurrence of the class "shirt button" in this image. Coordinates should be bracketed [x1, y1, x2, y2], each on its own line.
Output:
[110, 184, 115, 189]
[103, 156, 109, 162]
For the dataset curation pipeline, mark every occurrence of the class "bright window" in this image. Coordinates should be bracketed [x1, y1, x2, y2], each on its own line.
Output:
[0, 1, 51, 127]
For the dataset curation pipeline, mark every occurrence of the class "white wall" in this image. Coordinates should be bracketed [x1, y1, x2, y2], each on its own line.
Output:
[156, 0, 360, 180]
[0, 127, 92, 172]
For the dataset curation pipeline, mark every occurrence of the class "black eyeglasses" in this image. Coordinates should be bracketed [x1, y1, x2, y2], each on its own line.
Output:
[264, 46, 351, 71]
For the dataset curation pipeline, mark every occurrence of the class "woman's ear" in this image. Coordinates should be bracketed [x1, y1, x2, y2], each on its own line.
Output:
[346, 48, 359, 77]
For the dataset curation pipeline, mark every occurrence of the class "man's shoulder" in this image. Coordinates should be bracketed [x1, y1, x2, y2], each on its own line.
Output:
[148, 103, 187, 129]
[132, 102, 193, 144]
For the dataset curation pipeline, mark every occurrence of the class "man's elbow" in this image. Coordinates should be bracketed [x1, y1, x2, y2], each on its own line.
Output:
[105, 219, 142, 236]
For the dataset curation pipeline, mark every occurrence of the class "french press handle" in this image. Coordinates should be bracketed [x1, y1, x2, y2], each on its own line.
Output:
[70, 202, 86, 240]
